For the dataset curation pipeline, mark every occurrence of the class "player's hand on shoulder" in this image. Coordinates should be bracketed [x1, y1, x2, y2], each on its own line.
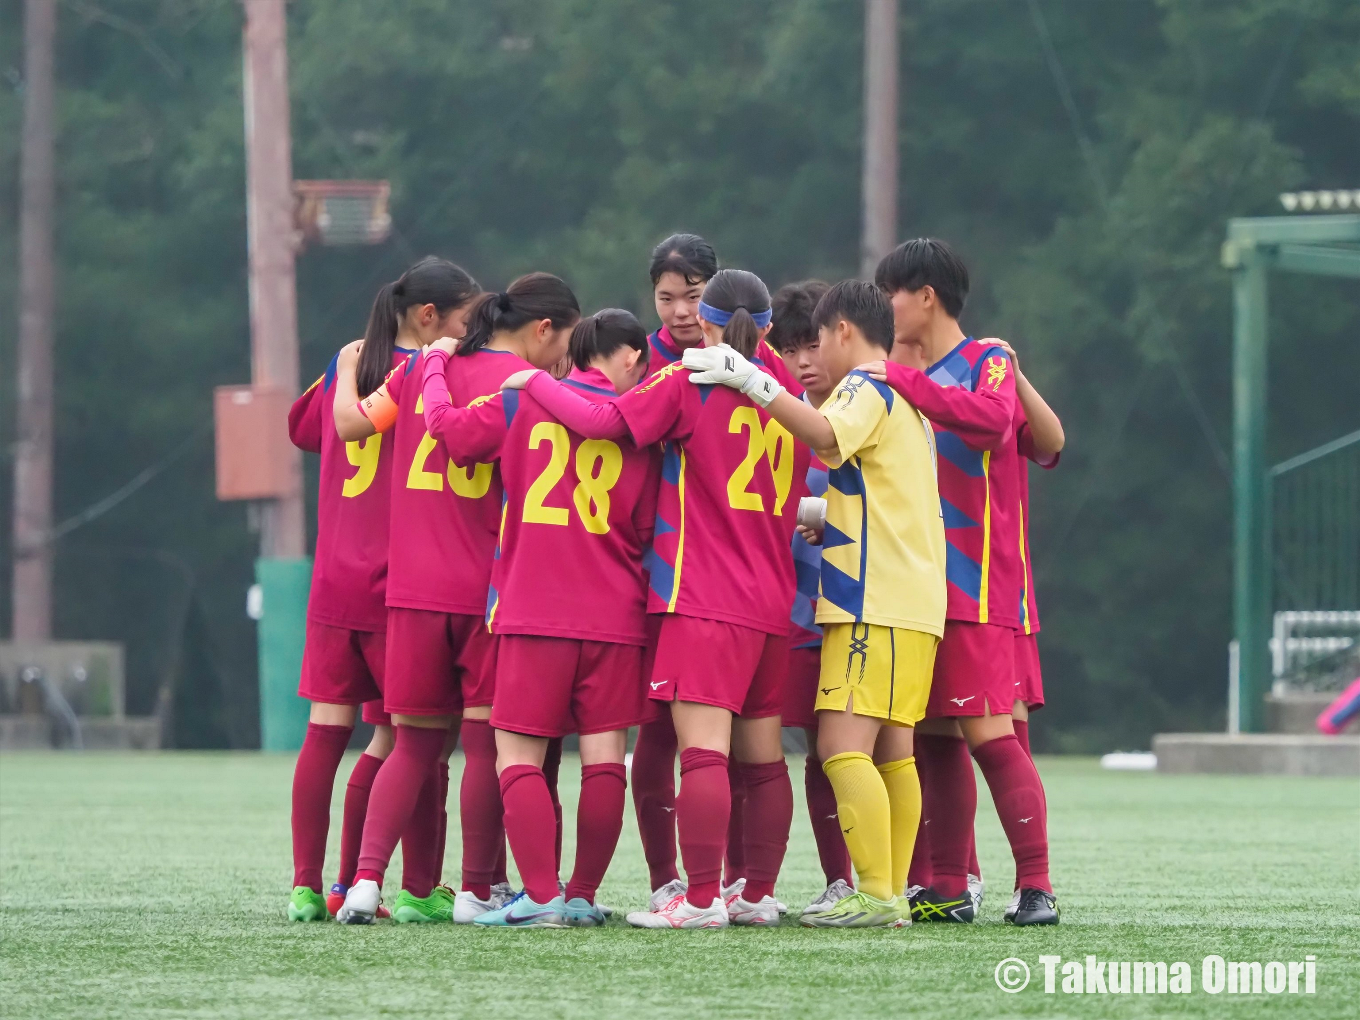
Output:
[338, 339, 363, 372]
[855, 360, 888, 382]
[683, 343, 748, 386]
[501, 369, 541, 391]
[987, 338, 1019, 372]
[429, 335, 460, 357]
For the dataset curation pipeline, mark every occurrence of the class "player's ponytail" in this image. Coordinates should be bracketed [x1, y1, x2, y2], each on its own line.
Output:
[358, 256, 479, 396]
[457, 272, 580, 356]
[570, 308, 647, 371]
[698, 268, 771, 359]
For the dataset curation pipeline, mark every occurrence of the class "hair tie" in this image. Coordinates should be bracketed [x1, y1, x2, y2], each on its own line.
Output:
[496, 292, 512, 312]
[698, 300, 772, 329]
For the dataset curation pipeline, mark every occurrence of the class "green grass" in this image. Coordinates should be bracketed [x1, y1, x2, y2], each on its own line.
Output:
[1, 752, 1356, 1019]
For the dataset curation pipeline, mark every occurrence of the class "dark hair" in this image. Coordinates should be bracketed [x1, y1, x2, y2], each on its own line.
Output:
[359, 256, 479, 395]
[570, 308, 647, 371]
[812, 280, 896, 353]
[873, 237, 970, 318]
[648, 233, 718, 287]
[457, 272, 580, 356]
[767, 279, 830, 353]
[700, 269, 771, 359]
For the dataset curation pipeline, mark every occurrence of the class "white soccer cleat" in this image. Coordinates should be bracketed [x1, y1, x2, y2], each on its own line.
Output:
[967, 873, 985, 915]
[336, 878, 381, 925]
[803, 878, 856, 917]
[721, 877, 746, 912]
[453, 889, 494, 924]
[728, 894, 781, 926]
[649, 878, 688, 912]
[1003, 888, 1021, 922]
[627, 891, 729, 929]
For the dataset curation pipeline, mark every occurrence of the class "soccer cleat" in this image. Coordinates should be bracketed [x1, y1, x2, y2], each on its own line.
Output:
[1003, 888, 1021, 923]
[728, 894, 781, 927]
[909, 886, 975, 923]
[391, 886, 454, 924]
[649, 878, 688, 912]
[490, 882, 517, 908]
[721, 877, 745, 912]
[967, 873, 985, 915]
[803, 878, 855, 917]
[287, 886, 329, 922]
[473, 891, 568, 928]
[799, 890, 901, 928]
[560, 879, 612, 919]
[562, 897, 608, 927]
[327, 882, 388, 920]
[336, 878, 382, 924]
[626, 891, 729, 929]
[1007, 888, 1059, 926]
[892, 896, 913, 927]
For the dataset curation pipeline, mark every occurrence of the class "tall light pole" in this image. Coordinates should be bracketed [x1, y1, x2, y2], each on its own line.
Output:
[860, 0, 899, 279]
[12, 0, 57, 643]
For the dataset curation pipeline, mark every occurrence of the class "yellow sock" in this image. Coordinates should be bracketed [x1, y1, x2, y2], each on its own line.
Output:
[876, 756, 921, 898]
[822, 751, 893, 900]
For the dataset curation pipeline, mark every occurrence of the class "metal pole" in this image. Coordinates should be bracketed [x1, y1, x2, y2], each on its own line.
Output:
[1231, 248, 1270, 732]
[242, 0, 304, 560]
[12, 0, 57, 642]
[860, 0, 898, 279]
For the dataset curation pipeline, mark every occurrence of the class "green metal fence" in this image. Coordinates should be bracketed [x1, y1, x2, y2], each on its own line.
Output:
[1271, 430, 1360, 614]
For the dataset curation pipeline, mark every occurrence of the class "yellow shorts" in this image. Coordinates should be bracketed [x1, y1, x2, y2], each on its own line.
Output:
[816, 623, 938, 726]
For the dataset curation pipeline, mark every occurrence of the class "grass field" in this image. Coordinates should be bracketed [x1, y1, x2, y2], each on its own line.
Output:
[1, 752, 1356, 1019]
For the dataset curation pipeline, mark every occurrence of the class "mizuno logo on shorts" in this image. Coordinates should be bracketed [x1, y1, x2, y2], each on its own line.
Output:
[950, 696, 975, 706]
[650, 680, 666, 690]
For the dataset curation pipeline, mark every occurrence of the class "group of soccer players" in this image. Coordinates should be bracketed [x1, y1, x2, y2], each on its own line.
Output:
[284, 231, 1065, 929]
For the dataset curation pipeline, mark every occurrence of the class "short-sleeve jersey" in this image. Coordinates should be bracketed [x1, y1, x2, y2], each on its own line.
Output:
[925, 338, 1021, 629]
[438, 367, 661, 645]
[1014, 403, 1060, 635]
[288, 346, 413, 632]
[618, 356, 811, 635]
[816, 370, 946, 638]
[384, 347, 529, 615]
[789, 454, 829, 649]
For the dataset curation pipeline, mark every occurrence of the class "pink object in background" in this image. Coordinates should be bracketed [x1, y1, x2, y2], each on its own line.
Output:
[1316, 677, 1360, 735]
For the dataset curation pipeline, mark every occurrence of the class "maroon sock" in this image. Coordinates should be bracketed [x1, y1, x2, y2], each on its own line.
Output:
[338, 751, 383, 889]
[737, 759, 792, 903]
[631, 717, 680, 890]
[433, 761, 450, 888]
[492, 841, 508, 888]
[399, 761, 441, 898]
[677, 748, 730, 908]
[724, 756, 748, 885]
[458, 719, 503, 898]
[290, 722, 352, 892]
[564, 762, 627, 903]
[499, 764, 560, 904]
[806, 755, 852, 885]
[915, 733, 975, 900]
[907, 813, 933, 889]
[1013, 718, 1031, 758]
[544, 738, 564, 874]
[969, 837, 981, 879]
[354, 725, 445, 884]
[973, 734, 1051, 893]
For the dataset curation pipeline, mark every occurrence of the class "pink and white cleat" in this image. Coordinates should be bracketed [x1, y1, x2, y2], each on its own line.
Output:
[626, 891, 729, 929]
[728, 894, 781, 926]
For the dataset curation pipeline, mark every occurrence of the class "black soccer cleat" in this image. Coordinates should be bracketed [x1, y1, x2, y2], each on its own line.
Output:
[909, 886, 974, 923]
[1006, 887, 1059, 926]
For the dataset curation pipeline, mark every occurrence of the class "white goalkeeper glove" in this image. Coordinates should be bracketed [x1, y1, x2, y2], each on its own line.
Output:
[681, 343, 783, 408]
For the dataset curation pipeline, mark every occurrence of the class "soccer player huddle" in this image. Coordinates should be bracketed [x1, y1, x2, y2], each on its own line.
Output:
[285, 232, 1065, 930]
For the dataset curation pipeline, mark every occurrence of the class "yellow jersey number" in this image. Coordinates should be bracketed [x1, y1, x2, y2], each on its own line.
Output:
[726, 406, 795, 514]
[522, 422, 624, 535]
[404, 394, 493, 498]
[342, 434, 382, 498]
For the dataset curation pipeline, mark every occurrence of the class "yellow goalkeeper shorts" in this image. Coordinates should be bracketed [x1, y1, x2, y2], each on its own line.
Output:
[816, 623, 937, 726]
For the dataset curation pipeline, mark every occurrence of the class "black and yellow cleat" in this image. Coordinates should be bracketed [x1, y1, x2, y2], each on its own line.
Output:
[909, 886, 974, 923]
[1006, 888, 1059, 926]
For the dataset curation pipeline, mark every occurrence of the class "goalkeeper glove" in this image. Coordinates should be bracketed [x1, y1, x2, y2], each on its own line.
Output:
[681, 343, 783, 408]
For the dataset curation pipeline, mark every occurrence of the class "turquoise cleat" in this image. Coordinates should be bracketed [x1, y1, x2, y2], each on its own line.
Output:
[472, 891, 568, 928]
[562, 897, 608, 927]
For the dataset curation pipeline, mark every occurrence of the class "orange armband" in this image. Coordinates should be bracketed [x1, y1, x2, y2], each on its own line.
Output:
[358, 383, 398, 433]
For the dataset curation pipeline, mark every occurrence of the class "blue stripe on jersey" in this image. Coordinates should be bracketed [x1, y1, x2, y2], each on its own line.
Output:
[649, 332, 680, 364]
[806, 464, 829, 497]
[661, 443, 682, 483]
[844, 370, 895, 412]
[925, 337, 974, 389]
[935, 431, 985, 477]
[822, 457, 870, 621]
[940, 495, 979, 529]
[563, 378, 616, 397]
[502, 388, 520, 428]
[643, 546, 675, 604]
[945, 539, 982, 602]
[323, 351, 340, 392]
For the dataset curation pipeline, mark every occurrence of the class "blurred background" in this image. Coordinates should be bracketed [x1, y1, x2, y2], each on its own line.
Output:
[1, 0, 1357, 753]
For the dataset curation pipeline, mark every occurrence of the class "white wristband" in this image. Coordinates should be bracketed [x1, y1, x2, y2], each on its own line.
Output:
[741, 370, 783, 408]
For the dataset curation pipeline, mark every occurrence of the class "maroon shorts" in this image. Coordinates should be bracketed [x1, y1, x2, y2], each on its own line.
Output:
[925, 620, 1016, 718]
[383, 607, 494, 716]
[1014, 632, 1045, 710]
[638, 614, 666, 725]
[299, 620, 391, 726]
[490, 634, 647, 738]
[781, 645, 822, 730]
[648, 615, 788, 718]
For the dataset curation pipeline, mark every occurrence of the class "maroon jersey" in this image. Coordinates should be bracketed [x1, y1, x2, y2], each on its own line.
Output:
[423, 362, 660, 645]
[384, 346, 530, 615]
[288, 347, 413, 632]
[1014, 403, 1060, 635]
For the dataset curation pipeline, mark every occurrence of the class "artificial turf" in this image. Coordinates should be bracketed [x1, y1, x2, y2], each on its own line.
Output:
[0, 751, 1355, 1019]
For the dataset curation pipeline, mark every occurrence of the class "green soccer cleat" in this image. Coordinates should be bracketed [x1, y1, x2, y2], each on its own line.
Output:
[799, 890, 902, 928]
[287, 886, 329, 922]
[391, 886, 455, 924]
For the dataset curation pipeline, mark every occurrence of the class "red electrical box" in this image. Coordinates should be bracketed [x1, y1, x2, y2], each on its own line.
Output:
[214, 385, 295, 500]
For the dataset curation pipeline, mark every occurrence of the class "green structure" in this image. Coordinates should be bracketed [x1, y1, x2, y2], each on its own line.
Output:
[254, 558, 313, 751]
[1221, 209, 1360, 731]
